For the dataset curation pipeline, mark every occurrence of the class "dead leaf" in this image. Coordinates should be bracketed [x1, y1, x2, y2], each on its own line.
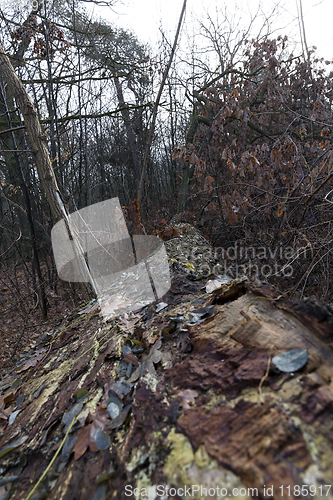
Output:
[158, 227, 179, 241]
[33, 383, 45, 399]
[0, 435, 28, 458]
[156, 302, 168, 313]
[108, 404, 131, 430]
[17, 348, 47, 373]
[8, 409, 21, 425]
[206, 275, 233, 293]
[272, 349, 308, 373]
[60, 433, 78, 463]
[177, 389, 198, 410]
[185, 305, 216, 325]
[122, 352, 139, 366]
[204, 175, 215, 193]
[0, 475, 19, 487]
[72, 408, 111, 460]
[142, 330, 160, 345]
[118, 313, 141, 334]
[72, 425, 91, 461]
[3, 392, 15, 406]
[94, 428, 111, 450]
[62, 401, 84, 429]
[106, 390, 123, 419]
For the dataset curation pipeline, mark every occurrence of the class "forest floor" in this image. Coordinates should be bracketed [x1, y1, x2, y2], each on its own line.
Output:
[0, 264, 84, 375]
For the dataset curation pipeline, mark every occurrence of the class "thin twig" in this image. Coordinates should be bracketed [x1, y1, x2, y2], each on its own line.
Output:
[24, 413, 77, 500]
[258, 356, 271, 403]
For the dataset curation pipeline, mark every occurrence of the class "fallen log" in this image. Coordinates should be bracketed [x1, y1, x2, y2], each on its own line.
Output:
[0, 277, 332, 500]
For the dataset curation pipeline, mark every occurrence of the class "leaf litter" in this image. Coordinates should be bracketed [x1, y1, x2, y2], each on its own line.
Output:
[1, 273, 333, 499]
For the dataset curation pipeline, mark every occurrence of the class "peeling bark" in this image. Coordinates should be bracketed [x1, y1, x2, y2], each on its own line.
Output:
[1, 275, 333, 499]
[0, 41, 62, 223]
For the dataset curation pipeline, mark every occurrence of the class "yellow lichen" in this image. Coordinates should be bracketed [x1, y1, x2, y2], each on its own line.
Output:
[163, 428, 194, 484]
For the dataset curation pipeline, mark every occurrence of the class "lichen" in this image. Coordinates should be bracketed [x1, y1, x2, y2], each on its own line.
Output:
[164, 224, 216, 278]
[163, 428, 194, 484]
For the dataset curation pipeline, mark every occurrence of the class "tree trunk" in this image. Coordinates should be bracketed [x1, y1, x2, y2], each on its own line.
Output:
[137, 0, 187, 208]
[1, 276, 333, 499]
[0, 74, 49, 318]
[0, 41, 96, 301]
[114, 75, 142, 182]
[0, 42, 63, 222]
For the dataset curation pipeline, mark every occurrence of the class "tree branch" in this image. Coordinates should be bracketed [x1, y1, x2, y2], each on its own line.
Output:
[137, 0, 187, 207]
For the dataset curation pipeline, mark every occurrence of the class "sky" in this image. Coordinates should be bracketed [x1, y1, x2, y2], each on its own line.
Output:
[88, 0, 333, 62]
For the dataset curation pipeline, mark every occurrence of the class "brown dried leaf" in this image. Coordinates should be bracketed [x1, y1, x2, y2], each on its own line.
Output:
[178, 389, 198, 410]
[204, 175, 214, 193]
[17, 348, 47, 373]
[3, 392, 15, 406]
[118, 313, 141, 334]
[123, 352, 139, 366]
[72, 408, 111, 460]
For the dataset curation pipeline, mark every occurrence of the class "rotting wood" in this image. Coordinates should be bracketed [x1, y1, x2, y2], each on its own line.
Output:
[0, 277, 333, 500]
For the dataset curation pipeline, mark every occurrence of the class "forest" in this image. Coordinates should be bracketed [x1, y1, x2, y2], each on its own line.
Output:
[1, 0, 333, 369]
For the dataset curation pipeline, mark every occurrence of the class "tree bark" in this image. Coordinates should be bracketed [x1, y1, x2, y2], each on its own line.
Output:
[113, 75, 142, 182]
[0, 42, 63, 222]
[2, 277, 333, 499]
[0, 41, 96, 301]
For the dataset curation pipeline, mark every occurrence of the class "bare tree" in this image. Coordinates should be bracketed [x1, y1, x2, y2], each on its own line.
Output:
[137, 0, 187, 208]
[0, 40, 97, 300]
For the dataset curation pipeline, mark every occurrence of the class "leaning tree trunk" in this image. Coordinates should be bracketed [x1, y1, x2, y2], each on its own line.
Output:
[137, 0, 187, 209]
[0, 42, 64, 221]
[0, 41, 96, 301]
[0, 74, 48, 318]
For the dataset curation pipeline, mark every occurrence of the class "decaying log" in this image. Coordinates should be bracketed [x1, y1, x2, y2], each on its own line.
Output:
[0, 276, 333, 500]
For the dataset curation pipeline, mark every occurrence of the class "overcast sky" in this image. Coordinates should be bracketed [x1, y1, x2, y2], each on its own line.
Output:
[89, 0, 333, 62]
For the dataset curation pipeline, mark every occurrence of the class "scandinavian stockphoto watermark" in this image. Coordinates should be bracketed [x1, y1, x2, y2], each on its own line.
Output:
[186, 241, 309, 279]
[51, 198, 171, 320]
[124, 484, 260, 498]
[124, 483, 332, 498]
